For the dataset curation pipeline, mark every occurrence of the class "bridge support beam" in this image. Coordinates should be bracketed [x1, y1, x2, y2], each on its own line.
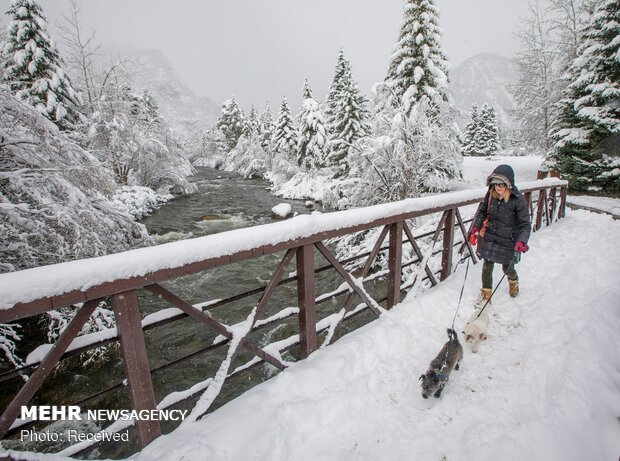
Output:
[387, 222, 403, 308]
[112, 290, 160, 447]
[441, 209, 455, 281]
[296, 245, 316, 358]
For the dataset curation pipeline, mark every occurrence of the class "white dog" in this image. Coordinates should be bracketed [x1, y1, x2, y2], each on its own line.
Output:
[463, 308, 490, 353]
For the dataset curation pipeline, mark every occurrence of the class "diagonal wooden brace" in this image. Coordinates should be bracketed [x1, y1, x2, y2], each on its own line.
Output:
[314, 242, 382, 316]
[341, 225, 390, 312]
[402, 221, 439, 286]
[145, 284, 285, 370]
[0, 300, 99, 439]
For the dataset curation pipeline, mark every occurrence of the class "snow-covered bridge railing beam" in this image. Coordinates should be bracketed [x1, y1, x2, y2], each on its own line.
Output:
[0, 178, 567, 454]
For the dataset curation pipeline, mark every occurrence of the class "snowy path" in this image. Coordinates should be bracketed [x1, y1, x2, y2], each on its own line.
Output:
[128, 208, 620, 461]
[2, 208, 619, 461]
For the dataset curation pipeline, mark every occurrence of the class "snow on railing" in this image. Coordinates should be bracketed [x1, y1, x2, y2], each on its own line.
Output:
[0, 178, 566, 312]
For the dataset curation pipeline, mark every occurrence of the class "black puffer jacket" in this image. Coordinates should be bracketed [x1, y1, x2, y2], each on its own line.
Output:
[472, 164, 531, 265]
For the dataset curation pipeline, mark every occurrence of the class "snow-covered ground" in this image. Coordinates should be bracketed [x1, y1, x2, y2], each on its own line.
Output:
[566, 195, 620, 219]
[2, 190, 619, 461]
[131, 208, 620, 461]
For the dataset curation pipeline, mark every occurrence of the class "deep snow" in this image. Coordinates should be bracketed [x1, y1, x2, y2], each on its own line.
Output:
[2, 206, 619, 461]
[124, 208, 620, 461]
[1, 157, 619, 461]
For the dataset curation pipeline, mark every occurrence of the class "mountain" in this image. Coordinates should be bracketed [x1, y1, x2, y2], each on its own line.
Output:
[450, 53, 518, 132]
[100, 46, 219, 142]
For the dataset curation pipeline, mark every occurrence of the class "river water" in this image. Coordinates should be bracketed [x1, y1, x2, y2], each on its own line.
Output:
[2, 168, 381, 457]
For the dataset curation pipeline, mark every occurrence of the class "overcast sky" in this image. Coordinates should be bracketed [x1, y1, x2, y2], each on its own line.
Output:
[2, 0, 530, 112]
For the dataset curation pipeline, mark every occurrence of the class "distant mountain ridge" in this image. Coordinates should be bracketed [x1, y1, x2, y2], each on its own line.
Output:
[99, 46, 219, 142]
[450, 53, 518, 132]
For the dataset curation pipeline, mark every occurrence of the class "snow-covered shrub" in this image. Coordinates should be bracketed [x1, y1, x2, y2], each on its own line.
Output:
[0, 323, 23, 369]
[0, 88, 147, 273]
[222, 134, 269, 179]
[45, 302, 117, 367]
[348, 100, 462, 207]
[112, 185, 173, 220]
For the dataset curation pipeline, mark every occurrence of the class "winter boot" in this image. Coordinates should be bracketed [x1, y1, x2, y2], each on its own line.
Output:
[475, 288, 492, 308]
[508, 278, 519, 298]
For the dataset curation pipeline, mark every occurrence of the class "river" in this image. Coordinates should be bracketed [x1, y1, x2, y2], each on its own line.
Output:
[2, 168, 380, 458]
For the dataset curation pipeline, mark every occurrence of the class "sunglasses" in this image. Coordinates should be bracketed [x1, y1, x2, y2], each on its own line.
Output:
[493, 183, 507, 188]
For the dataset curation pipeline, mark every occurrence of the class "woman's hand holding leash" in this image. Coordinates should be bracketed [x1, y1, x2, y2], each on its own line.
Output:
[514, 241, 529, 253]
[467, 227, 479, 245]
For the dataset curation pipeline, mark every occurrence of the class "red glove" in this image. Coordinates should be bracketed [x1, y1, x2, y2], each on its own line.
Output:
[514, 241, 529, 253]
[467, 227, 479, 245]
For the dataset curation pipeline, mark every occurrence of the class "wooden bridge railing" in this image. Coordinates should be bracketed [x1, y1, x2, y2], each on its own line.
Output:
[0, 178, 567, 456]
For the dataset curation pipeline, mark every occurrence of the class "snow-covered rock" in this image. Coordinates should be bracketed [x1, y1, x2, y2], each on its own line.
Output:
[271, 203, 293, 219]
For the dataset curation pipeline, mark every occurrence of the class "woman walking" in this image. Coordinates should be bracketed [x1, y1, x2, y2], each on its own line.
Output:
[467, 164, 531, 304]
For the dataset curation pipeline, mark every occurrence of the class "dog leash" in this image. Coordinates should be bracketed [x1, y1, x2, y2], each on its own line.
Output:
[437, 257, 471, 372]
[474, 272, 507, 320]
[450, 257, 470, 331]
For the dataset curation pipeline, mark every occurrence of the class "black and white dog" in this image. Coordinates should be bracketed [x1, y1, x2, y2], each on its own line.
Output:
[419, 329, 463, 399]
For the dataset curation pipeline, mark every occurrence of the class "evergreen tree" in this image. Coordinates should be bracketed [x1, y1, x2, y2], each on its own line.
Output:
[259, 102, 274, 150]
[216, 97, 245, 151]
[477, 104, 501, 156]
[2, 0, 81, 129]
[369, 0, 461, 197]
[551, 0, 620, 194]
[385, 0, 451, 115]
[324, 49, 348, 130]
[244, 105, 260, 137]
[272, 96, 297, 161]
[296, 79, 328, 171]
[325, 49, 371, 178]
[462, 104, 480, 156]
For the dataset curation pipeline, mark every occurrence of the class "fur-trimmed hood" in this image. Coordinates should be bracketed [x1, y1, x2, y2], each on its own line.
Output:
[486, 164, 519, 197]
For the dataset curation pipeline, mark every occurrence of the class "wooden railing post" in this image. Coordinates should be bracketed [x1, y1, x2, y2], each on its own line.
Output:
[296, 245, 316, 358]
[112, 290, 160, 447]
[559, 186, 567, 219]
[535, 190, 546, 231]
[549, 187, 557, 222]
[440, 209, 455, 281]
[387, 222, 403, 308]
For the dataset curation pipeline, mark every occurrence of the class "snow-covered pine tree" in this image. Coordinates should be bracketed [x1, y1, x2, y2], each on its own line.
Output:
[324, 49, 348, 131]
[385, 0, 451, 116]
[216, 97, 245, 151]
[259, 102, 274, 149]
[244, 105, 260, 137]
[477, 103, 501, 156]
[362, 0, 461, 201]
[462, 104, 480, 156]
[272, 96, 297, 161]
[296, 79, 328, 171]
[2, 0, 81, 129]
[324, 49, 371, 178]
[551, 0, 620, 194]
[259, 102, 274, 169]
[510, 0, 561, 152]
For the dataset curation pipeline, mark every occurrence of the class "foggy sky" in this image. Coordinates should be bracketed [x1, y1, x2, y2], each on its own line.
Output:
[1, 0, 531, 112]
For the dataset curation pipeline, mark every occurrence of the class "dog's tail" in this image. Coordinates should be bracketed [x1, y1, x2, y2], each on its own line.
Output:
[447, 328, 459, 343]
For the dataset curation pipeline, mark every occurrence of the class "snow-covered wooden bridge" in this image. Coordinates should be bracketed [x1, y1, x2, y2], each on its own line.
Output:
[0, 177, 574, 459]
